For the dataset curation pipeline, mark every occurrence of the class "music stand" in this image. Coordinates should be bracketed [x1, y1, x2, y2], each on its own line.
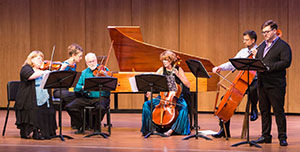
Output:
[182, 59, 212, 140]
[43, 71, 77, 141]
[229, 58, 268, 148]
[83, 77, 117, 138]
[135, 74, 169, 138]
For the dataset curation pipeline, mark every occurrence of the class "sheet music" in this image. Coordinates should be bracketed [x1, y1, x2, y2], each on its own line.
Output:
[129, 76, 138, 92]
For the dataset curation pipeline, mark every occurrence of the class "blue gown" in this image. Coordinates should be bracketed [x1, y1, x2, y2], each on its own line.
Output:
[140, 67, 191, 135]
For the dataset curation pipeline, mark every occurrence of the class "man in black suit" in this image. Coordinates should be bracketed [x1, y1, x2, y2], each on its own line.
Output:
[253, 20, 292, 146]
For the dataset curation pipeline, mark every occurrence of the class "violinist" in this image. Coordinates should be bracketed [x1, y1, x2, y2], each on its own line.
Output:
[66, 53, 111, 134]
[53, 43, 83, 128]
[141, 50, 191, 137]
[212, 30, 258, 138]
[14, 51, 57, 140]
[253, 20, 291, 146]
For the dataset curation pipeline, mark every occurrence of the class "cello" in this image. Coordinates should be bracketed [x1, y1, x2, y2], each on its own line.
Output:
[152, 59, 181, 128]
[214, 29, 283, 122]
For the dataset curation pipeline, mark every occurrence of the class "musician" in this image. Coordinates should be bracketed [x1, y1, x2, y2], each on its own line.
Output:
[66, 53, 111, 134]
[15, 51, 57, 140]
[53, 43, 83, 128]
[141, 50, 191, 136]
[253, 20, 291, 146]
[212, 30, 258, 138]
[53, 43, 83, 106]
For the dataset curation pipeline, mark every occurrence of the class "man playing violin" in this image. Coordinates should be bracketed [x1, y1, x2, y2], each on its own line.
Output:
[212, 30, 259, 138]
[141, 50, 191, 137]
[66, 53, 111, 134]
[253, 20, 292, 146]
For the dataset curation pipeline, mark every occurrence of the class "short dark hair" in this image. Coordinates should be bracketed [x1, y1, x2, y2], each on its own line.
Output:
[261, 20, 278, 30]
[243, 30, 257, 42]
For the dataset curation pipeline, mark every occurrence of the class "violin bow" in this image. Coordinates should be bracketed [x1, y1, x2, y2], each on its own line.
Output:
[104, 40, 114, 67]
[49, 45, 56, 70]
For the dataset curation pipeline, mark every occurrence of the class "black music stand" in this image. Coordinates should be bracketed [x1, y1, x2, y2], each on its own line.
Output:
[229, 58, 268, 148]
[135, 74, 169, 138]
[182, 59, 212, 140]
[83, 77, 117, 138]
[43, 71, 77, 141]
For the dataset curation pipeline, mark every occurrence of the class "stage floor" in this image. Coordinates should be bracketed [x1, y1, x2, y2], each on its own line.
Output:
[0, 110, 297, 152]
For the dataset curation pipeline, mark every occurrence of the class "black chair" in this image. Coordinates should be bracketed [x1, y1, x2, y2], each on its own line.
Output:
[82, 105, 111, 135]
[2, 81, 20, 136]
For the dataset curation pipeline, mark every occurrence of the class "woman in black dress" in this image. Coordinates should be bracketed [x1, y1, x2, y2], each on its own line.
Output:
[14, 50, 57, 140]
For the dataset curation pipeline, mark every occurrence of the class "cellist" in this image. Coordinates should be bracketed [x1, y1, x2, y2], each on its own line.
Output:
[212, 30, 259, 138]
[141, 50, 191, 137]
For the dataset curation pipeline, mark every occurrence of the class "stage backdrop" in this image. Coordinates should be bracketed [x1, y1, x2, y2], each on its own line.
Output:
[1, 0, 299, 113]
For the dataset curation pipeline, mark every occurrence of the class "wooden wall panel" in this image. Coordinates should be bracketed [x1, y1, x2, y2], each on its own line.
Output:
[0, 0, 30, 107]
[1, 0, 300, 113]
[132, 0, 179, 51]
[85, 0, 133, 110]
[180, 0, 239, 66]
[287, 0, 300, 113]
[180, 0, 239, 111]
[85, 0, 132, 72]
[31, 0, 86, 71]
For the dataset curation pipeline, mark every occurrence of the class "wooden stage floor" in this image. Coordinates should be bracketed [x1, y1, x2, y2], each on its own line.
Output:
[0, 110, 297, 152]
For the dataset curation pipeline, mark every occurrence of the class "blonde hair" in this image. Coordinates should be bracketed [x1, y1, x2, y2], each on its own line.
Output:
[23, 50, 44, 67]
[67, 43, 83, 57]
[160, 50, 177, 64]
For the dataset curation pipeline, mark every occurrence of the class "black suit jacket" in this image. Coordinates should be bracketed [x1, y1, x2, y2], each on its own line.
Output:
[256, 38, 292, 88]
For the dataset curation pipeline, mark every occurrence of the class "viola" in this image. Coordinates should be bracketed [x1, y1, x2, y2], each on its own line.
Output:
[152, 58, 181, 128]
[92, 65, 112, 77]
[40, 60, 62, 71]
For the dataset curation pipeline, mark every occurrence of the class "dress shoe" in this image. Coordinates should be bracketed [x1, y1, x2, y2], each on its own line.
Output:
[250, 108, 258, 121]
[212, 128, 225, 138]
[253, 136, 272, 143]
[280, 139, 288, 146]
[75, 128, 83, 134]
[33, 136, 45, 140]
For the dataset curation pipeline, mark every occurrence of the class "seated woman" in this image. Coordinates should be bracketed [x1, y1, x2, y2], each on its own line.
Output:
[53, 43, 83, 107]
[53, 43, 83, 128]
[14, 50, 57, 140]
[141, 50, 191, 136]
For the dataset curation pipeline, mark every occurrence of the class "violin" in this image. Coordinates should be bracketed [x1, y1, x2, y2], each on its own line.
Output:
[92, 64, 112, 77]
[152, 58, 181, 128]
[40, 60, 62, 71]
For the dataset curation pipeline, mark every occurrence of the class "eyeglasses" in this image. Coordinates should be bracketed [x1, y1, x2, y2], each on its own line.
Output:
[261, 29, 273, 35]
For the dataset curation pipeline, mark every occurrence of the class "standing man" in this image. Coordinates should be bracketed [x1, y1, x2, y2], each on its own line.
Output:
[212, 30, 259, 138]
[254, 20, 292, 146]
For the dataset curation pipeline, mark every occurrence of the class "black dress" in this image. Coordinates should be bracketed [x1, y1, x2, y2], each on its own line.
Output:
[14, 64, 57, 139]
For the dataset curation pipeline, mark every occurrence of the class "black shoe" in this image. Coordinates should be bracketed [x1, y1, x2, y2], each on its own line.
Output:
[75, 128, 83, 134]
[253, 136, 272, 143]
[212, 128, 225, 138]
[280, 139, 288, 146]
[250, 109, 258, 121]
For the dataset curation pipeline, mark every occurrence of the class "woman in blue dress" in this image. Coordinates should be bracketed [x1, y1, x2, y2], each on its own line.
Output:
[141, 50, 191, 136]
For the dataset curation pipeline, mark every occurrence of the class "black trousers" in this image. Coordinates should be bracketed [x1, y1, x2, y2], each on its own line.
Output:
[258, 84, 287, 140]
[66, 96, 110, 130]
[53, 89, 76, 108]
[248, 79, 258, 111]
